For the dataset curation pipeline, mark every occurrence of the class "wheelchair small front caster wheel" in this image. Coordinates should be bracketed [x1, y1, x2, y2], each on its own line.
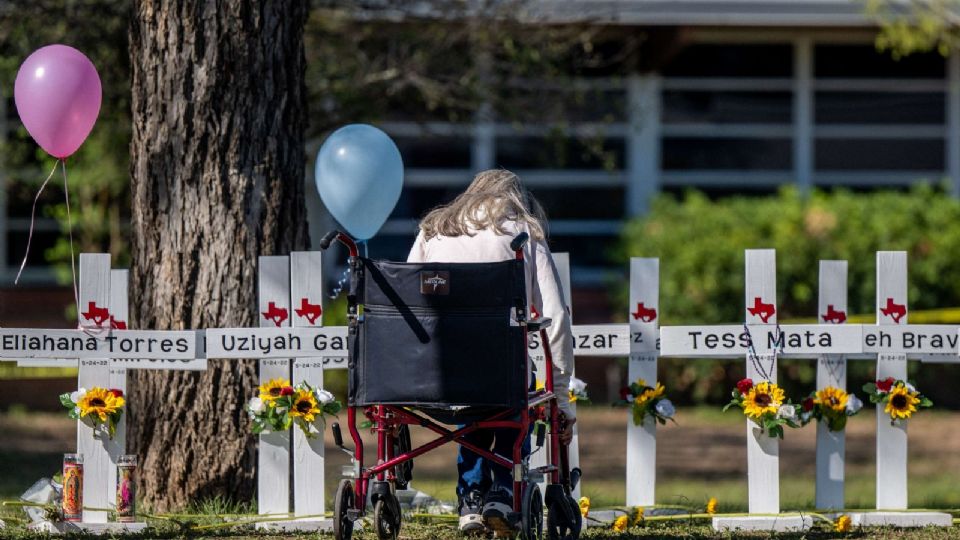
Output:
[521, 484, 544, 540]
[374, 495, 401, 540]
[546, 495, 581, 540]
[333, 479, 355, 540]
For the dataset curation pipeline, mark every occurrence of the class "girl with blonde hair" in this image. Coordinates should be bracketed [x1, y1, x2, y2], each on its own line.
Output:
[408, 169, 575, 535]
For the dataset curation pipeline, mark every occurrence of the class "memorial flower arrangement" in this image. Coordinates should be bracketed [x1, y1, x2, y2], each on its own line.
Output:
[706, 496, 718, 515]
[724, 378, 798, 438]
[616, 378, 675, 426]
[834, 514, 852, 533]
[60, 387, 125, 438]
[862, 377, 932, 424]
[247, 378, 342, 438]
[798, 386, 863, 432]
[568, 376, 591, 404]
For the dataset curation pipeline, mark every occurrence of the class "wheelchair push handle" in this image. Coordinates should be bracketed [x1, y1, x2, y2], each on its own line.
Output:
[319, 229, 359, 257]
[510, 232, 529, 253]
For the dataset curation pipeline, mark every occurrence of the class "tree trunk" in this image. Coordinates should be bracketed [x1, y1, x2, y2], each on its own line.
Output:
[127, 0, 308, 511]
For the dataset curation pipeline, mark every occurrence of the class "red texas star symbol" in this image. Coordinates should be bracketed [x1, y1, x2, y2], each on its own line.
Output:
[747, 297, 776, 323]
[262, 302, 289, 327]
[821, 304, 846, 324]
[631, 302, 657, 322]
[880, 298, 906, 323]
[294, 298, 323, 324]
[81, 301, 111, 326]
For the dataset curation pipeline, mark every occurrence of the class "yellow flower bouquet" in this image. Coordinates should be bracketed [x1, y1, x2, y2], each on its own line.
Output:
[60, 387, 125, 439]
[724, 378, 799, 438]
[247, 379, 342, 438]
[616, 378, 675, 426]
[799, 386, 863, 432]
[862, 378, 932, 424]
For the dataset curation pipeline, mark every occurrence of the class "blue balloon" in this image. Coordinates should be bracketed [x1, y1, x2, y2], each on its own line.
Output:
[315, 124, 404, 241]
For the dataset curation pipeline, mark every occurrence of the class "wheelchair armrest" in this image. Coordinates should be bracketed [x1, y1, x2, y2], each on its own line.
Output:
[526, 317, 552, 332]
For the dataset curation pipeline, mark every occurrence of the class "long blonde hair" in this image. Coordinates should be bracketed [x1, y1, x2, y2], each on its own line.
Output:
[419, 169, 547, 240]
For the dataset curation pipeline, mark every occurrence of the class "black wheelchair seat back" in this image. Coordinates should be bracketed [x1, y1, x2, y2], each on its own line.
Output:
[349, 257, 528, 412]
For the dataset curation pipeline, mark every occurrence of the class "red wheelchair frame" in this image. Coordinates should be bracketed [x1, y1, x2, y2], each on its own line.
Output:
[320, 230, 581, 540]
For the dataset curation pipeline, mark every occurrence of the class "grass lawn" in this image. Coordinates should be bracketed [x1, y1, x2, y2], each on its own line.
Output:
[2, 406, 959, 538]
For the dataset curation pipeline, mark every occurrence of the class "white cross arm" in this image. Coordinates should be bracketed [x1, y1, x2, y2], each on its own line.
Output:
[660, 324, 863, 357]
[862, 325, 959, 354]
[527, 323, 632, 357]
[0, 329, 198, 359]
[206, 326, 348, 358]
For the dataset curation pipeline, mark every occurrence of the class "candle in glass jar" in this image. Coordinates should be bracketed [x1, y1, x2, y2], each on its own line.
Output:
[115, 455, 137, 522]
[62, 454, 83, 522]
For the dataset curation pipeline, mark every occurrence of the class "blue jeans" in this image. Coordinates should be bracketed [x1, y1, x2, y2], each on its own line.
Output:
[456, 419, 532, 498]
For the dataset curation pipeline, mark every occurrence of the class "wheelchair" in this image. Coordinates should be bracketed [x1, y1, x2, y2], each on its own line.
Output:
[320, 230, 581, 540]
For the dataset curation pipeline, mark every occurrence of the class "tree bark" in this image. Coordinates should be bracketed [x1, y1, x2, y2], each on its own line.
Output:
[127, 0, 308, 511]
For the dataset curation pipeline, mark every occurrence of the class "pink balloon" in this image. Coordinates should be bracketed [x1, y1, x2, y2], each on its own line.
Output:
[14, 44, 102, 159]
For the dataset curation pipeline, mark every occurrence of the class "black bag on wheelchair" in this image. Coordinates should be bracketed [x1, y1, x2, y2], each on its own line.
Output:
[348, 258, 528, 412]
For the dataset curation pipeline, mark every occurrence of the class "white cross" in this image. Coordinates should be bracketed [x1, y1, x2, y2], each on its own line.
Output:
[3, 253, 201, 532]
[205, 253, 345, 531]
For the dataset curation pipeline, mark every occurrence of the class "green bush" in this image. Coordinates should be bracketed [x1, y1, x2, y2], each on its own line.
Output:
[614, 185, 960, 406]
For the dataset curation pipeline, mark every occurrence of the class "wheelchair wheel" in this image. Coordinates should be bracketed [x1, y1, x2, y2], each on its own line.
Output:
[521, 484, 544, 540]
[373, 495, 401, 540]
[333, 479, 355, 540]
[392, 425, 413, 490]
[546, 495, 581, 540]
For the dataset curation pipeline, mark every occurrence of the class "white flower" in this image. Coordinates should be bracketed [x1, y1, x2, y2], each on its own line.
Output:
[655, 399, 675, 418]
[800, 411, 813, 424]
[569, 377, 587, 394]
[314, 389, 335, 405]
[905, 382, 916, 393]
[72, 406, 81, 416]
[846, 394, 863, 415]
[70, 388, 87, 404]
[248, 397, 265, 414]
[777, 404, 797, 421]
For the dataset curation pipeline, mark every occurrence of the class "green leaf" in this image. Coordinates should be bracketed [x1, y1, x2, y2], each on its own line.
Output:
[59, 393, 76, 409]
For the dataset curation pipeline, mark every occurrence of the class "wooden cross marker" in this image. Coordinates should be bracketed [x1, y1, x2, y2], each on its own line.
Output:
[661, 249, 859, 531]
[205, 254, 346, 531]
[626, 258, 659, 507]
[3, 253, 200, 532]
[814, 260, 849, 511]
[849, 252, 953, 527]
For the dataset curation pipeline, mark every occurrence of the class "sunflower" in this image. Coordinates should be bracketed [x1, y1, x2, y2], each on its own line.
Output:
[578, 497, 590, 517]
[743, 382, 784, 419]
[77, 387, 124, 421]
[288, 389, 321, 423]
[535, 379, 545, 392]
[633, 382, 665, 407]
[834, 514, 852, 532]
[259, 378, 292, 405]
[632, 506, 644, 526]
[706, 497, 718, 515]
[814, 386, 848, 413]
[885, 384, 920, 420]
[612, 515, 628, 532]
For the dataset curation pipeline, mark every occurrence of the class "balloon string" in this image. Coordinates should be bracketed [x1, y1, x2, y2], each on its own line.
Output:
[61, 159, 80, 323]
[14, 160, 59, 285]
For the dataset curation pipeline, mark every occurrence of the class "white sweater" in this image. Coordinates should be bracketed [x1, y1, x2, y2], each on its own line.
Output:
[406, 221, 576, 418]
